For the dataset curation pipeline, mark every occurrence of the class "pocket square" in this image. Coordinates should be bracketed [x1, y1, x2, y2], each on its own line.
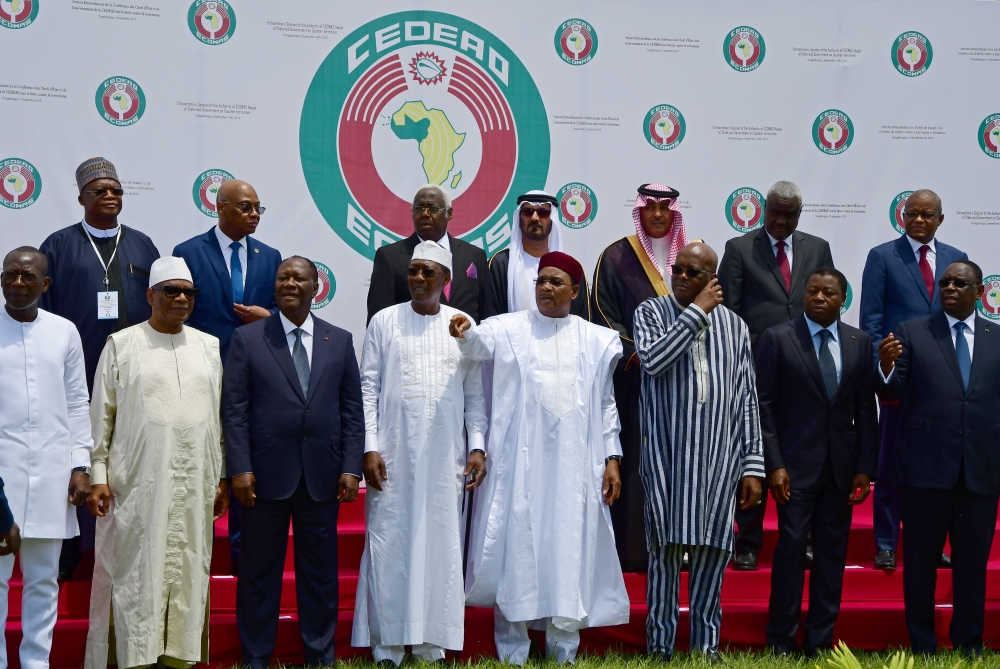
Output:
[466, 262, 478, 279]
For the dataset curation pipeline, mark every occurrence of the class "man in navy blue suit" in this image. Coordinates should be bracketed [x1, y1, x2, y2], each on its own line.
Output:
[222, 256, 364, 668]
[859, 189, 967, 570]
[877, 260, 999, 655]
[173, 178, 282, 573]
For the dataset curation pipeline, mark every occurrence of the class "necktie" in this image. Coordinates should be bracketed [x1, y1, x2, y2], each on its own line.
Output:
[918, 245, 934, 302]
[230, 241, 244, 304]
[775, 241, 791, 293]
[817, 329, 839, 401]
[292, 328, 310, 400]
[442, 278, 452, 302]
[954, 322, 971, 390]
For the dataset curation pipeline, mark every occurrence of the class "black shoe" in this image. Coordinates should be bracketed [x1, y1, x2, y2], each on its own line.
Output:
[732, 552, 757, 571]
[940, 552, 952, 568]
[805, 543, 814, 566]
[804, 646, 831, 658]
[650, 651, 672, 663]
[705, 649, 724, 664]
[682, 551, 690, 572]
[874, 550, 896, 570]
[769, 646, 798, 657]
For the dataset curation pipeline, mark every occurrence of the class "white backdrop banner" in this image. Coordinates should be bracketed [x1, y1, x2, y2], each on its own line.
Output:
[2, 0, 999, 346]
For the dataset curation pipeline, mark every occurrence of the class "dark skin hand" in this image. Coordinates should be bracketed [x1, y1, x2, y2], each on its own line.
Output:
[639, 199, 674, 239]
[739, 476, 764, 510]
[901, 190, 943, 246]
[768, 469, 870, 506]
[69, 471, 91, 506]
[603, 460, 621, 506]
[362, 450, 487, 492]
[412, 186, 451, 243]
[763, 194, 801, 242]
[0, 523, 21, 556]
[90, 481, 230, 518]
[216, 180, 270, 323]
[78, 177, 122, 230]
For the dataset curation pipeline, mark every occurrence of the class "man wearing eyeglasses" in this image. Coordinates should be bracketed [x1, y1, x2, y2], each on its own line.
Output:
[39, 157, 160, 581]
[85, 256, 229, 669]
[859, 189, 967, 571]
[365, 184, 493, 325]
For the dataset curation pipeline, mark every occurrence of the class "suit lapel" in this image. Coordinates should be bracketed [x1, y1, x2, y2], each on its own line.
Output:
[928, 312, 965, 392]
[204, 228, 234, 304]
[834, 322, 859, 404]
[305, 320, 332, 405]
[264, 315, 306, 403]
[790, 317, 828, 402]
[895, 235, 931, 308]
[966, 316, 992, 392]
[243, 235, 260, 300]
[754, 230, 788, 295]
[789, 232, 807, 293]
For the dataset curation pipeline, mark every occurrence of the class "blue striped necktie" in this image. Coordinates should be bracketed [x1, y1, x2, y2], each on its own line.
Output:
[292, 328, 310, 400]
[954, 322, 971, 390]
[817, 329, 839, 401]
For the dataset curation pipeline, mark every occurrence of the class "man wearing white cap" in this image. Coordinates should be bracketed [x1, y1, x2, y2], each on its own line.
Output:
[84, 257, 229, 669]
[352, 242, 487, 665]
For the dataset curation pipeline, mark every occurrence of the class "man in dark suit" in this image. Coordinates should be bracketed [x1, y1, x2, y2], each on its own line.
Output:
[366, 185, 493, 324]
[860, 189, 967, 570]
[877, 260, 999, 655]
[718, 180, 835, 570]
[756, 268, 878, 655]
[222, 256, 364, 668]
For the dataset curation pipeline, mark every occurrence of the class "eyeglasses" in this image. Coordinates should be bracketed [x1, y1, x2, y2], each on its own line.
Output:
[1, 271, 38, 284]
[938, 279, 975, 289]
[411, 205, 447, 215]
[218, 201, 265, 215]
[406, 267, 444, 279]
[520, 206, 552, 219]
[533, 277, 572, 288]
[670, 264, 713, 278]
[902, 210, 940, 222]
[82, 188, 124, 197]
[153, 286, 200, 299]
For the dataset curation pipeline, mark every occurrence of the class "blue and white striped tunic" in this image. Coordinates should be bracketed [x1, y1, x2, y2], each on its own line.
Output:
[633, 295, 764, 552]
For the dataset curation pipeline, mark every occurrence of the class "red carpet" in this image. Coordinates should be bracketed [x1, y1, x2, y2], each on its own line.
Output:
[6, 490, 999, 666]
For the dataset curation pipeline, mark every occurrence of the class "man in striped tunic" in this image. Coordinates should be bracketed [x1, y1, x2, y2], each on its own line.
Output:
[633, 242, 764, 662]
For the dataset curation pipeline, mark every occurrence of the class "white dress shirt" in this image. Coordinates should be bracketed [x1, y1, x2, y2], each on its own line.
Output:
[419, 233, 451, 253]
[650, 236, 670, 278]
[945, 311, 976, 363]
[906, 235, 936, 277]
[804, 316, 842, 383]
[214, 225, 247, 288]
[766, 231, 793, 270]
[83, 221, 120, 239]
[279, 312, 314, 368]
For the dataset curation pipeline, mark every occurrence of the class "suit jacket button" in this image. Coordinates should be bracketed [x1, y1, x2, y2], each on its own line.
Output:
[959, 428, 964, 434]
[303, 434, 308, 440]
[305, 409, 310, 413]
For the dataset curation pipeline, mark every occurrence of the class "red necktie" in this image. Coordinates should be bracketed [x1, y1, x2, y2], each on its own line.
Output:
[775, 241, 791, 292]
[918, 245, 934, 301]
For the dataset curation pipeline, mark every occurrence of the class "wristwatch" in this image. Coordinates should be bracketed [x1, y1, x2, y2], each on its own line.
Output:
[605, 455, 622, 466]
[470, 448, 487, 458]
[72, 466, 91, 477]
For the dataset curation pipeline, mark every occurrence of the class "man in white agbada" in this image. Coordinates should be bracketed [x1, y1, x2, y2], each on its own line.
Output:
[0, 247, 93, 669]
[452, 251, 630, 665]
[353, 241, 488, 665]
[85, 256, 229, 669]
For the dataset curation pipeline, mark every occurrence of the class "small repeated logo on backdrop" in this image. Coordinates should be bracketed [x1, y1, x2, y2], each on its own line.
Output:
[979, 113, 1000, 159]
[724, 27, 765, 72]
[841, 280, 853, 315]
[557, 183, 598, 229]
[0, 158, 40, 209]
[890, 190, 913, 234]
[643, 104, 685, 151]
[978, 275, 1000, 322]
[96, 76, 146, 127]
[812, 109, 854, 155]
[725, 187, 765, 233]
[555, 19, 597, 66]
[892, 31, 932, 77]
[188, 0, 236, 45]
[0, 0, 37, 29]
[311, 262, 337, 310]
[192, 169, 234, 217]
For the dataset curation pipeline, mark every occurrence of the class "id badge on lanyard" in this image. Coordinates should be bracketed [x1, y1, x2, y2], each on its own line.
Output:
[82, 224, 122, 320]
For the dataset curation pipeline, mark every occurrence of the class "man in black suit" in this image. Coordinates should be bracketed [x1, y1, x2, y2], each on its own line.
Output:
[756, 268, 878, 655]
[718, 180, 836, 570]
[877, 260, 1000, 655]
[366, 185, 493, 324]
[223, 256, 365, 668]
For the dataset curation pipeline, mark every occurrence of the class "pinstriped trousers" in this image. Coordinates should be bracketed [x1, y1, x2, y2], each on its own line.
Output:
[646, 543, 730, 655]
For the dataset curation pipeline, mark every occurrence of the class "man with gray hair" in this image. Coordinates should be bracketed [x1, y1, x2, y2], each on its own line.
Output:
[718, 180, 835, 571]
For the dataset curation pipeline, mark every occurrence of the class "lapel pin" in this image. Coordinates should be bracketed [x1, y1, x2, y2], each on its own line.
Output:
[851, 335, 856, 339]
[324, 336, 329, 340]
[254, 248, 259, 254]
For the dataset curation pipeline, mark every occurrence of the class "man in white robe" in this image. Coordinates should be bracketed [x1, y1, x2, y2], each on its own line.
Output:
[0, 247, 93, 669]
[454, 251, 630, 665]
[85, 257, 229, 669]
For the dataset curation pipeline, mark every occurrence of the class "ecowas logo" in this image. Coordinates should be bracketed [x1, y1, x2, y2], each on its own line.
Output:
[311, 262, 337, 310]
[0, 158, 40, 209]
[0, 0, 37, 29]
[892, 31, 932, 77]
[192, 169, 234, 217]
[724, 27, 765, 72]
[725, 187, 764, 232]
[979, 113, 1000, 159]
[841, 280, 854, 315]
[96, 76, 145, 126]
[188, 0, 236, 45]
[890, 190, 913, 234]
[812, 109, 853, 155]
[300, 12, 549, 260]
[644, 104, 685, 150]
[979, 275, 1000, 322]
[557, 183, 597, 229]
[555, 19, 597, 66]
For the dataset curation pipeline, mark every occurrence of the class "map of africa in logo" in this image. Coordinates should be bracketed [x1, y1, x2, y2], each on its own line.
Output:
[725, 188, 764, 232]
[643, 104, 685, 150]
[890, 191, 913, 234]
[812, 109, 853, 155]
[192, 169, 234, 217]
[95, 76, 145, 126]
[557, 183, 597, 229]
[0, 0, 37, 28]
[892, 31, 932, 77]
[311, 262, 337, 310]
[0, 158, 40, 209]
[979, 275, 1000, 322]
[555, 19, 597, 66]
[300, 12, 549, 260]
[979, 114, 1000, 159]
[188, 0, 236, 45]
[724, 27, 765, 72]
[841, 280, 853, 315]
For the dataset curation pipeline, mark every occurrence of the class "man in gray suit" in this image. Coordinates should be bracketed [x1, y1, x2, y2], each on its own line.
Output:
[718, 180, 835, 570]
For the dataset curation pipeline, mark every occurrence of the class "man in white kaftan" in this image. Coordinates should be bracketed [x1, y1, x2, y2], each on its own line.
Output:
[353, 241, 488, 666]
[85, 257, 228, 669]
[457, 252, 630, 664]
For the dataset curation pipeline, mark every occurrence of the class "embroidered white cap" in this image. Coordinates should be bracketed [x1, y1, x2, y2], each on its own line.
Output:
[148, 256, 194, 287]
[411, 241, 452, 274]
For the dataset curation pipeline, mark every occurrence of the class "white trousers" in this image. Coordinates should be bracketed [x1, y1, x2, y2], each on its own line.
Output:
[0, 538, 62, 669]
[493, 608, 580, 665]
[372, 643, 445, 666]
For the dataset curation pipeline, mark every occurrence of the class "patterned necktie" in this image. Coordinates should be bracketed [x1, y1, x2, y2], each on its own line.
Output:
[954, 322, 971, 390]
[918, 245, 934, 302]
[775, 240, 791, 292]
[292, 328, 310, 400]
[817, 329, 839, 401]
[230, 240, 244, 304]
